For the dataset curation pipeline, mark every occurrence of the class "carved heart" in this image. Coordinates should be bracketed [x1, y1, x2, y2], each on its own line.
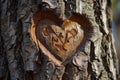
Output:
[30, 11, 85, 64]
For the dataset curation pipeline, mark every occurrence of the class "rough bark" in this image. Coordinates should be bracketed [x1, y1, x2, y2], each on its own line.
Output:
[0, 0, 118, 80]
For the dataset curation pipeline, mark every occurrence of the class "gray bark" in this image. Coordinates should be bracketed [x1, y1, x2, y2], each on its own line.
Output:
[0, 0, 118, 80]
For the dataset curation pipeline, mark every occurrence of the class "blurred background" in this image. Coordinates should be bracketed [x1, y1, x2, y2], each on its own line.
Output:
[112, 0, 120, 76]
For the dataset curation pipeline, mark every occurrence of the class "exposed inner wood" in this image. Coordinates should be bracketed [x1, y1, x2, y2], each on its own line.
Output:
[30, 11, 84, 62]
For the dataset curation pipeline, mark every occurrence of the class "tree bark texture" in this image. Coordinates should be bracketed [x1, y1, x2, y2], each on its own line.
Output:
[0, 0, 118, 80]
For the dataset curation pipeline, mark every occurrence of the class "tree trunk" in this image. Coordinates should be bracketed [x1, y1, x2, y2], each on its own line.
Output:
[0, 0, 118, 80]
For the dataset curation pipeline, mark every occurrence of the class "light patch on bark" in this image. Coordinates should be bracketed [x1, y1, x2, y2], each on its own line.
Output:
[101, 1, 109, 34]
[108, 40, 117, 80]
[109, 59, 117, 80]
[94, 38, 102, 59]
[76, 0, 82, 13]
[92, 61, 101, 78]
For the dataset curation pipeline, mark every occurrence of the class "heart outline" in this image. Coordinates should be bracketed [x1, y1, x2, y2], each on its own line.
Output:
[30, 10, 92, 65]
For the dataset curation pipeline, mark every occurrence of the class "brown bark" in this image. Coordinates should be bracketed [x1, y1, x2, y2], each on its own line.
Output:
[0, 0, 118, 80]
